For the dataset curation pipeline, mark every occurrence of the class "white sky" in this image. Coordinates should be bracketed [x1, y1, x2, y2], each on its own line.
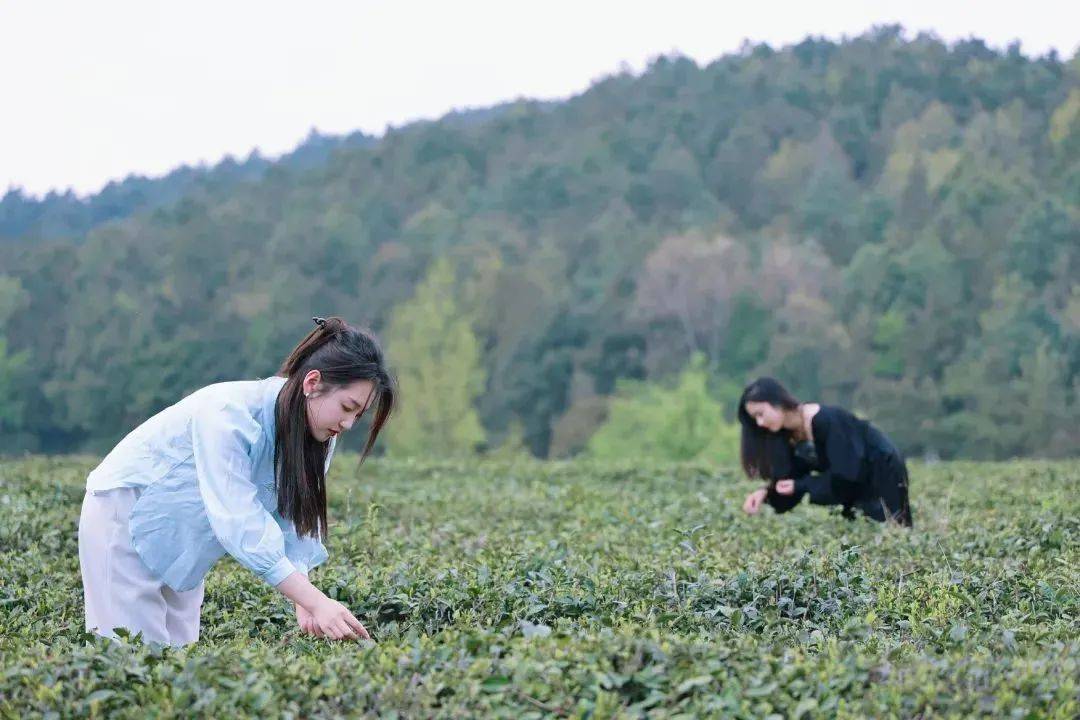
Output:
[2, 0, 1077, 198]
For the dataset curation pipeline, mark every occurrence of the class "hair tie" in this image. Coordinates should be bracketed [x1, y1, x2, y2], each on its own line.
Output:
[313, 317, 327, 327]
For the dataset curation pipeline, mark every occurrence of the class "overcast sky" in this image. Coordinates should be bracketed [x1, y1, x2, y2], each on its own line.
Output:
[2, 0, 1077, 198]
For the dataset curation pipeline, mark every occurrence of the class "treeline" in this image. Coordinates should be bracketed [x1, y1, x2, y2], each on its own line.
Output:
[1, 27, 1077, 459]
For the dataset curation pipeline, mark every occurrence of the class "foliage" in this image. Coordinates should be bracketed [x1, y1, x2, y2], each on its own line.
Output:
[1, 30, 1078, 458]
[0, 455, 1076, 718]
[384, 258, 486, 457]
[587, 354, 740, 465]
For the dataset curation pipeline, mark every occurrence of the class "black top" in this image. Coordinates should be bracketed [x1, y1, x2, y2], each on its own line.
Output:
[765, 405, 912, 526]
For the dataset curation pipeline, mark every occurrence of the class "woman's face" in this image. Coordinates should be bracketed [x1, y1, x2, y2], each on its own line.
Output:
[744, 401, 785, 433]
[303, 372, 376, 442]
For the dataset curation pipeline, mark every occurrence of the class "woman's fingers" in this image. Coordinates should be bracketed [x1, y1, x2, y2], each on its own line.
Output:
[345, 614, 371, 640]
[309, 602, 370, 641]
[335, 620, 358, 640]
[744, 494, 759, 514]
[744, 488, 769, 515]
[317, 617, 343, 640]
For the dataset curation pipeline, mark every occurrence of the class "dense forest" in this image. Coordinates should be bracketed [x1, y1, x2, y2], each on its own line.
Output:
[1, 27, 1077, 459]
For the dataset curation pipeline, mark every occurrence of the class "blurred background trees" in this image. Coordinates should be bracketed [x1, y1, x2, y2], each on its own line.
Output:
[1, 28, 1076, 459]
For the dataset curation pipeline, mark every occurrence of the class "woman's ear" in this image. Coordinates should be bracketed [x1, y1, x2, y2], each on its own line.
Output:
[302, 369, 323, 398]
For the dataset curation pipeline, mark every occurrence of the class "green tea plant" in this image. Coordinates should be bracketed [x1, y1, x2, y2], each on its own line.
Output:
[1, 455, 1076, 718]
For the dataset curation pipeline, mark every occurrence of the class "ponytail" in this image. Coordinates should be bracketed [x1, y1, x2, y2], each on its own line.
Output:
[274, 316, 396, 538]
[277, 317, 346, 376]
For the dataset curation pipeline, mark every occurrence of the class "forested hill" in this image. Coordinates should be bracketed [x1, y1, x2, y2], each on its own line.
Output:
[1, 27, 1077, 459]
[0, 129, 376, 242]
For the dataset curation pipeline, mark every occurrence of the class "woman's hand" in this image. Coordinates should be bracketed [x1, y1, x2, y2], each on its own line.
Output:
[309, 596, 371, 641]
[775, 479, 796, 495]
[743, 488, 768, 515]
[277, 571, 371, 642]
[295, 603, 321, 637]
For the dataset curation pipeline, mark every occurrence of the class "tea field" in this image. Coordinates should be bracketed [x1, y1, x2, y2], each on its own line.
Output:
[1, 455, 1077, 718]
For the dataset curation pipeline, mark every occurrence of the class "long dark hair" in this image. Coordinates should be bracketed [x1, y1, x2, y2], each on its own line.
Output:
[738, 377, 800, 480]
[275, 316, 396, 539]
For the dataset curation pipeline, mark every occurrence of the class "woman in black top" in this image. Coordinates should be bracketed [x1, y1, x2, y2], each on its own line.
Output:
[737, 377, 912, 527]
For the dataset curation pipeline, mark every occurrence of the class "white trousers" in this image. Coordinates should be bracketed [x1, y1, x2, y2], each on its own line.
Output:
[78, 487, 205, 646]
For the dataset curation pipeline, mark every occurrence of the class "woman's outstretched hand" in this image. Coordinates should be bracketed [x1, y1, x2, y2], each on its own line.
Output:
[308, 596, 370, 641]
[775, 479, 796, 495]
[278, 571, 371, 642]
[743, 488, 768, 515]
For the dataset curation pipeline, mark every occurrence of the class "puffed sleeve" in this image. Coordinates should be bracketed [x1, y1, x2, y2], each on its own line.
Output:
[191, 400, 297, 586]
[279, 520, 329, 576]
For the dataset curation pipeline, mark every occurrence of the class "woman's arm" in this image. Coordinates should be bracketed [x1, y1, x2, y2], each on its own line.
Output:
[192, 402, 368, 641]
[191, 401, 300, 586]
[792, 473, 848, 505]
[765, 482, 805, 512]
[785, 409, 866, 506]
[276, 572, 370, 640]
[757, 435, 809, 513]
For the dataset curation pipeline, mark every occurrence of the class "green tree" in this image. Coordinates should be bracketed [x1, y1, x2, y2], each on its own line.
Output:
[587, 354, 739, 464]
[384, 258, 486, 457]
[0, 276, 30, 446]
[870, 310, 907, 379]
[0, 337, 28, 430]
[2, 31, 1078, 459]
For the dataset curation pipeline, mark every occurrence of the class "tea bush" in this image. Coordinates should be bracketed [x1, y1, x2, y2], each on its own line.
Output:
[1, 456, 1076, 718]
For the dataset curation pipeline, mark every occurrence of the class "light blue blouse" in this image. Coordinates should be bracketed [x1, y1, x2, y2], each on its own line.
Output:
[86, 375, 333, 592]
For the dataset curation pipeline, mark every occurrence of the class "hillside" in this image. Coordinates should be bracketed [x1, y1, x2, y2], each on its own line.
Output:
[1, 27, 1077, 458]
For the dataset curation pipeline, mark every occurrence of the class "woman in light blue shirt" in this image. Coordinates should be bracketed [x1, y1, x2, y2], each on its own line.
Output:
[78, 316, 396, 645]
